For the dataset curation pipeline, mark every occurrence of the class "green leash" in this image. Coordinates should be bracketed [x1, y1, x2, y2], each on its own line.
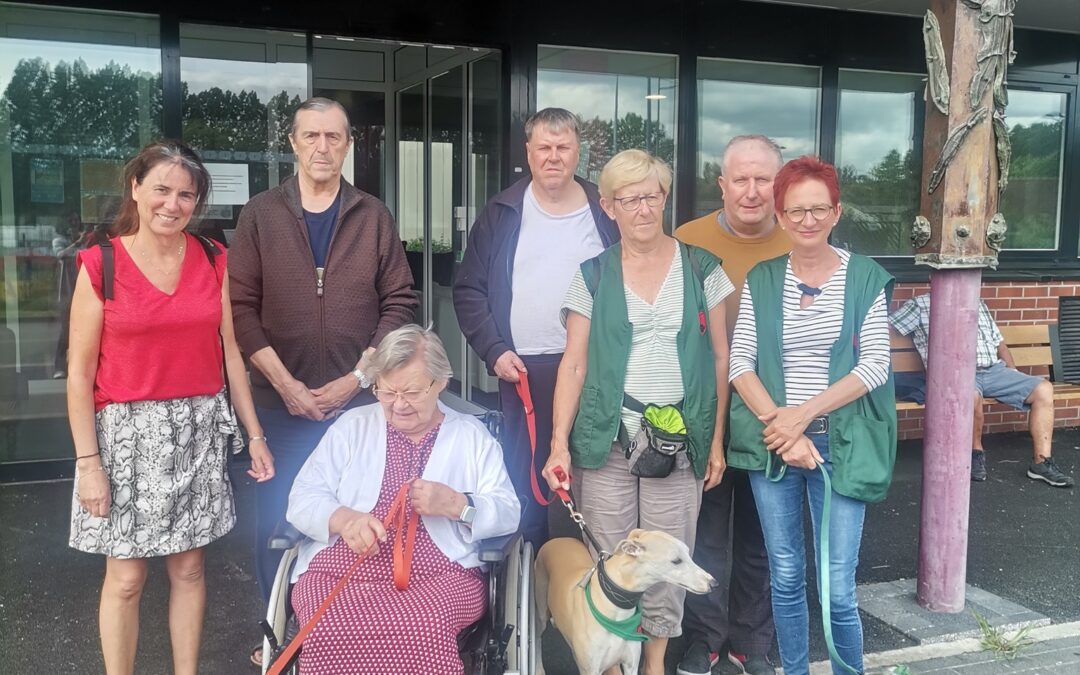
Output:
[767, 452, 860, 675]
[584, 581, 648, 642]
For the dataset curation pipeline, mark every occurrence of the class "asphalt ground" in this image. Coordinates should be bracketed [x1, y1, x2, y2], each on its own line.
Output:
[1, 429, 1076, 674]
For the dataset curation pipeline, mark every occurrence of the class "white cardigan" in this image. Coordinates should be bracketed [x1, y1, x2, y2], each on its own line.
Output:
[287, 402, 520, 581]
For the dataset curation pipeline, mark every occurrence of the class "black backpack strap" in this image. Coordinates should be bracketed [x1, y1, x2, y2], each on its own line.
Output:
[685, 243, 713, 292]
[94, 230, 115, 301]
[190, 234, 231, 407]
[192, 234, 221, 266]
[582, 256, 602, 297]
[622, 393, 646, 414]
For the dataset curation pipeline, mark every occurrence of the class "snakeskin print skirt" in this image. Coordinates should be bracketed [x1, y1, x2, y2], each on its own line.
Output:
[69, 390, 242, 559]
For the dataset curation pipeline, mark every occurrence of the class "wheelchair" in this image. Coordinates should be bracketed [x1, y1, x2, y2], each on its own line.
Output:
[259, 398, 537, 675]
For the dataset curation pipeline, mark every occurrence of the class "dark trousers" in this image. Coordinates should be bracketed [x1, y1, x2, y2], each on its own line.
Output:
[683, 467, 775, 657]
[253, 406, 337, 601]
[497, 353, 577, 545]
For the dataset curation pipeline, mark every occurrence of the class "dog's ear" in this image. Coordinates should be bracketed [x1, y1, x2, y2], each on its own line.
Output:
[617, 538, 645, 557]
[628, 528, 646, 540]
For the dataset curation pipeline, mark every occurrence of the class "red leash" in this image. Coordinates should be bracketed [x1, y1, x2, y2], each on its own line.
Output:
[267, 482, 419, 675]
[516, 372, 558, 507]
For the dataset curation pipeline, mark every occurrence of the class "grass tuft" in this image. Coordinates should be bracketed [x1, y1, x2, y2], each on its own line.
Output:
[972, 610, 1036, 660]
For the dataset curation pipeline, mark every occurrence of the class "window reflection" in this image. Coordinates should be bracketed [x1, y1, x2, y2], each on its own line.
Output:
[0, 5, 161, 462]
[467, 54, 502, 408]
[695, 58, 819, 217]
[180, 24, 308, 243]
[832, 70, 922, 257]
[538, 46, 678, 217]
[1001, 89, 1066, 251]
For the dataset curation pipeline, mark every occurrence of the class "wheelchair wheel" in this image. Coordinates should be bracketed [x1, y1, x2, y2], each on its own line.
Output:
[263, 546, 300, 675]
[501, 538, 535, 675]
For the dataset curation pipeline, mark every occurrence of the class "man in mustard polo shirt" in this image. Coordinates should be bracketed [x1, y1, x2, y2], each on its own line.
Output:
[674, 135, 791, 675]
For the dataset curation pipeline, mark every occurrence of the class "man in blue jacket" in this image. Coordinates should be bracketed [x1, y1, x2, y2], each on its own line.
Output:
[453, 108, 619, 544]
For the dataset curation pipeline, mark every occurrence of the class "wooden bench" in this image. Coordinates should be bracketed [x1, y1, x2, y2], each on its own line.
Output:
[891, 323, 1080, 411]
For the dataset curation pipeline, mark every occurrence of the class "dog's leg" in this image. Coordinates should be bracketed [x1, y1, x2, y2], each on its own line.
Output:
[533, 554, 550, 675]
[618, 643, 641, 675]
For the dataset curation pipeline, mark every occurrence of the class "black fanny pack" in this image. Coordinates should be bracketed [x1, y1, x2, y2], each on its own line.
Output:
[622, 395, 689, 478]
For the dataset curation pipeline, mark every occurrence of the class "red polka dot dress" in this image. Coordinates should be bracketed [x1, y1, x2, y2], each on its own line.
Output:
[292, 423, 487, 675]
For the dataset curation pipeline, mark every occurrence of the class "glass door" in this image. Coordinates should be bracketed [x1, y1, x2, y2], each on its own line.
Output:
[396, 52, 502, 405]
[428, 65, 467, 397]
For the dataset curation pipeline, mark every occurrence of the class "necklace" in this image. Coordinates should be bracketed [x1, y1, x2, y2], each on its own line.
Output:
[132, 232, 185, 277]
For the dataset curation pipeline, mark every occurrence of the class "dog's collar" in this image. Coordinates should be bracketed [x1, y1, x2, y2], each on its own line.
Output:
[584, 582, 647, 642]
[596, 558, 645, 610]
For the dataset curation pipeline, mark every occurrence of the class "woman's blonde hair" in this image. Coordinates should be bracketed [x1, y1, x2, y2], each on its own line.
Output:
[598, 149, 673, 199]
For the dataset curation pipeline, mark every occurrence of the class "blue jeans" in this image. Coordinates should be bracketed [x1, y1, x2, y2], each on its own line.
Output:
[749, 434, 865, 675]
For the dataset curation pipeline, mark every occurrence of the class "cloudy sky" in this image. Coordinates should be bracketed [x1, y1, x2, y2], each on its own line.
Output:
[2, 36, 1064, 177]
[0, 38, 306, 105]
[537, 65, 1066, 180]
[0, 38, 158, 95]
[180, 57, 306, 101]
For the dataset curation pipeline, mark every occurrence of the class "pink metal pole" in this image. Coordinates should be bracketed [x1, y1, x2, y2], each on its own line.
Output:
[916, 269, 981, 612]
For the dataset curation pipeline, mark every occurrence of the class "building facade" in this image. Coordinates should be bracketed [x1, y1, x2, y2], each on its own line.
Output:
[1, 0, 1078, 478]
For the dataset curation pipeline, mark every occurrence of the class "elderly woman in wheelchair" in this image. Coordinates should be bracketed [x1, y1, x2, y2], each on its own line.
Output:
[278, 324, 520, 674]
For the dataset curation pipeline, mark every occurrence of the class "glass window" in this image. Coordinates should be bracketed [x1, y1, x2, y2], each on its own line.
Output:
[695, 59, 819, 217]
[0, 4, 161, 463]
[537, 45, 678, 215]
[832, 70, 923, 256]
[180, 24, 308, 243]
[1000, 89, 1066, 251]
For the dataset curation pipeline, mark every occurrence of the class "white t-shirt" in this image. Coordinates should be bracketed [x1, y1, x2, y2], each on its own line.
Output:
[510, 183, 604, 355]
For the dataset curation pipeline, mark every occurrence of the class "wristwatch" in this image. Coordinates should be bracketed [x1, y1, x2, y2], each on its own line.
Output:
[458, 493, 476, 525]
[352, 368, 370, 390]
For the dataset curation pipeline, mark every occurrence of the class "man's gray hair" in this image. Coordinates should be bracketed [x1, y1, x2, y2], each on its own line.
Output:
[363, 324, 453, 383]
[524, 107, 580, 141]
[721, 135, 784, 175]
[289, 96, 352, 136]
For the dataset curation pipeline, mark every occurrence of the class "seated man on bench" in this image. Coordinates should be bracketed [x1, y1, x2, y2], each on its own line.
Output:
[891, 294, 1074, 488]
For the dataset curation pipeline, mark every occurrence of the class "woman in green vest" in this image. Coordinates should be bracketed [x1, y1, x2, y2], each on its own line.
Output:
[542, 149, 734, 675]
[727, 156, 895, 675]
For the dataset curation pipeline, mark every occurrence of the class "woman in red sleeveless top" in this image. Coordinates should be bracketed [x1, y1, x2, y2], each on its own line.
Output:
[66, 140, 275, 675]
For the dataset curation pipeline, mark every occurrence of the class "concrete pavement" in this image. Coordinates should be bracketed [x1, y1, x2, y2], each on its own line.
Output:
[1, 429, 1076, 673]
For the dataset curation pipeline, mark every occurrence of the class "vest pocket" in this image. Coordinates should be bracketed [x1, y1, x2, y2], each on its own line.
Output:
[832, 413, 895, 503]
[726, 394, 767, 471]
[570, 385, 602, 467]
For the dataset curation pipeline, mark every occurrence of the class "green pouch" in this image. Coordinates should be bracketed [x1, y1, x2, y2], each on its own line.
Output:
[625, 403, 690, 478]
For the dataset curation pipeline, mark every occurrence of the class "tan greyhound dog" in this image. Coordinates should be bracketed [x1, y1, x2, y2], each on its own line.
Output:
[534, 529, 717, 675]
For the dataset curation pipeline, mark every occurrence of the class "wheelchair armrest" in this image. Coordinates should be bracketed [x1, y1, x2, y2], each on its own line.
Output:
[478, 532, 520, 563]
[268, 520, 304, 551]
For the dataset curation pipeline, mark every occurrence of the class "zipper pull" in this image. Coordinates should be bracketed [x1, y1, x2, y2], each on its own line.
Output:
[316, 267, 325, 297]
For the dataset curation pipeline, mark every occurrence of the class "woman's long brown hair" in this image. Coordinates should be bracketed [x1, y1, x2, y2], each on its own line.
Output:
[110, 140, 212, 236]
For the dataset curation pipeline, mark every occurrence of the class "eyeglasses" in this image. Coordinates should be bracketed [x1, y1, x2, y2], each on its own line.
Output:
[612, 192, 666, 212]
[372, 379, 435, 404]
[783, 205, 834, 223]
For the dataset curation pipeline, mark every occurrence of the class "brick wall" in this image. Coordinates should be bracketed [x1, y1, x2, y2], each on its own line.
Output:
[893, 281, 1080, 441]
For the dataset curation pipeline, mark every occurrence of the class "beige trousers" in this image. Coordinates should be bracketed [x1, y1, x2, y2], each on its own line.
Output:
[576, 442, 704, 637]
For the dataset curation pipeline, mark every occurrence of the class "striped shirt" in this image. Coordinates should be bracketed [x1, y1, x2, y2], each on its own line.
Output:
[890, 295, 1003, 369]
[728, 248, 891, 406]
[562, 242, 735, 441]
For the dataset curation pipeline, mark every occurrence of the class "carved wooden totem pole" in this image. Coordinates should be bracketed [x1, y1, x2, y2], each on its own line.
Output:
[915, 0, 1016, 613]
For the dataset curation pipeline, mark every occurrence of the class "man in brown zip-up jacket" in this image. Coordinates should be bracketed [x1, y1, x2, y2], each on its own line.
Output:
[228, 98, 416, 611]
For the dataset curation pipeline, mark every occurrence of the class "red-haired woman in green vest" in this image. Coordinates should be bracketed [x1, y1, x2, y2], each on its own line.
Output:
[727, 155, 896, 675]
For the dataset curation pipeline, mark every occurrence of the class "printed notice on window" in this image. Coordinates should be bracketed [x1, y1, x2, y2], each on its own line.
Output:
[206, 163, 250, 205]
